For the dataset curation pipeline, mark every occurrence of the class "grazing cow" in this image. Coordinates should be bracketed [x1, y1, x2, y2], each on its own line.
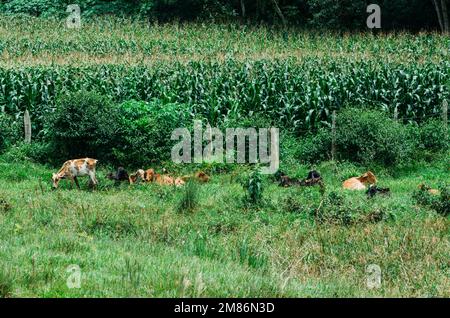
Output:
[343, 171, 377, 190]
[367, 185, 390, 198]
[52, 158, 98, 189]
[107, 167, 130, 184]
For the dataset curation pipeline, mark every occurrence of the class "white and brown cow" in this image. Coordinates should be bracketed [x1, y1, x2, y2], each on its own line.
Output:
[52, 158, 98, 189]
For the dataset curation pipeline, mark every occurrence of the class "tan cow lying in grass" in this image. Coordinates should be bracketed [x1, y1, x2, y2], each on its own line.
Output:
[129, 168, 185, 186]
[418, 183, 440, 195]
[52, 158, 98, 189]
[181, 171, 210, 183]
[343, 171, 377, 190]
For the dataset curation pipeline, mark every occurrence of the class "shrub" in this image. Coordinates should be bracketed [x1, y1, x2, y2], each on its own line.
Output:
[47, 91, 120, 163]
[0, 113, 21, 153]
[316, 190, 386, 226]
[0, 142, 51, 163]
[284, 129, 332, 164]
[2, 0, 64, 17]
[413, 183, 450, 217]
[334, 107, 415, 167]
[241, 167, 263, 206]
[417, 119, 449, 153]
[113, 99, 191, 167]
[177, 180, 199, 213]
[289, 108, 415, 167]
[0, 269, 13, 298]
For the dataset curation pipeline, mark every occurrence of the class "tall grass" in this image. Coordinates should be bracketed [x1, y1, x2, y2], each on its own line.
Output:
[0, 158, 448, 297]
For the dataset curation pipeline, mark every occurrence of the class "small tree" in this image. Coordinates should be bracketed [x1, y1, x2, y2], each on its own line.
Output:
[242, 167, 264, 205]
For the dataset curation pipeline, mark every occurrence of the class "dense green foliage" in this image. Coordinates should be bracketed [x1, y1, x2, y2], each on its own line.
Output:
[41, 93, 192, 166]
[281, 108, 449, 167]
[47, 91, 120, 162]
[413, 184, 450, 217]
[1, 19, 448, 168]
[0, 0, 441, 30]
[1, 59, 448, 135]
[242, 168, 264, 205]
[0, 113, 20, 152]
[334, 108, 415, 167]
[114, 100, 191, 167]
[417, 118, 450, 153]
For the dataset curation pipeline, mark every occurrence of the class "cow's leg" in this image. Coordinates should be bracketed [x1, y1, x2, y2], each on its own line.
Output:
[73, 176, 81, 189]
[88, 171, 98, 189]
[69, 176, 75, 189]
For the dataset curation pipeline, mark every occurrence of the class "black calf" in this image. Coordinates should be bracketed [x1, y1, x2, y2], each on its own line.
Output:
[107, 167, 130, 184]
[367, 185, 390, 198]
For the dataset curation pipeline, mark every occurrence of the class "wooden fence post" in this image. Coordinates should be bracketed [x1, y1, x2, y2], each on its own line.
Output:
[331, 110, 336, 161]
[24, 109, 31, 143]
[443, 99, 448, 128]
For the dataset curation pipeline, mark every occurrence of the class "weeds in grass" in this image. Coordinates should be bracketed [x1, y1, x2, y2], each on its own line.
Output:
[238, 239, 268, 270]
[0, 269, 13, 298]
[315, 191, 388, 226]
[177, 180, 198, 213]
[242, 168, 263, 206]
[82, 213, 138, 239]
[122, 257, 144, 295]
[0, 196, 11, 214]
[413, 183, 450, 217]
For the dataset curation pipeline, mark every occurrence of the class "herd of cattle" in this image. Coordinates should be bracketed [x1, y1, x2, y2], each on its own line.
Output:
[51, 158, 209, 189]
[50, 157, 440, 197]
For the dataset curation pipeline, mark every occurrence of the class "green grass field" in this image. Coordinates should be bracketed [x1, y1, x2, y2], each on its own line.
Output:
[0, 16, 449, 298]
[0, 156, 448, 297]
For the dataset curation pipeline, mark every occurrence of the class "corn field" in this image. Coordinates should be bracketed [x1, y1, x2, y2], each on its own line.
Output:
[0, 59, 448, 131]
[0, 16, 449, 134]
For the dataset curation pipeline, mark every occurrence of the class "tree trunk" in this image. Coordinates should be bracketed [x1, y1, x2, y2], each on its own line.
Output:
[441, 0, 449, 32]
[240, 0, 246, 18]
[433, 0, 450, 33]
[271, 0, 287, 27]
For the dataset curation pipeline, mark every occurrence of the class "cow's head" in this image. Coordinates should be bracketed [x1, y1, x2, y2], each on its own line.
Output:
[144, 169, 155, 182]
[52, 173, 61, 189]
[358, 171, 377, 185]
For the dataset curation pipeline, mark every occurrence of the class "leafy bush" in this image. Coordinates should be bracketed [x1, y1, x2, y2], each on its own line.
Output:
[284, 129, 332, 164]
[177, 180, 199, 213]
[334, 107, 415, 167]
[0, 269, 13, 298]
[2, 0, 65, 17]
[0, 142, 50, 163]
[417, 119, 449, 153]
[290, 108, 416, 167]
[113, 99, 191, 167]
[316, 190, 387, 226]
[413, 184, 450, 217]
[0, 113, 21, 153]
[47, 91, 120, 163]
[241, 167, 263, 206]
